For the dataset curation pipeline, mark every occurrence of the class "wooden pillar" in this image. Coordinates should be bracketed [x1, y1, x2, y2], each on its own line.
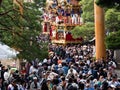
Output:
[94, 2, 106, 60]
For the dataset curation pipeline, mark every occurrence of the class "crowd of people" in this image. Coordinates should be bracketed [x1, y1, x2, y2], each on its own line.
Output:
[43, 0, 83, 29]
[0, 44, 120, 90]
[36, 34, 50, 43]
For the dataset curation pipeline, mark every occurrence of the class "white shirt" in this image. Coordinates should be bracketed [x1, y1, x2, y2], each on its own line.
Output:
[67, 68, 77, 75]
[30, 82, 40, 90]
[8, 84, 14, 90]
[108, 81, 120, 88]
[48, 72, 58, 80]
[4, 72, 10, 81]
[29, 66, 38, 74]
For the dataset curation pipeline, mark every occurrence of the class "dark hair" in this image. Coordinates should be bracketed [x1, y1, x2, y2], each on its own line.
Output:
[101, 81, 108, 90]
[5, 69, 8, 72]
[14, 84, 18, 90]
[41, 80, 49, 90]
[61, 76, 65, 81]
[53, 78, 59, 85]
[78, 82, 84, 90]
[68, 78, 73, 83]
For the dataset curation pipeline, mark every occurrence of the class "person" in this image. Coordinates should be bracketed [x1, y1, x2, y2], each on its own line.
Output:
[52, 78, 62, 90]
[66, 78, 78, 90]
[108, 74, 120, 89]
[8, 79, 18, 90]
[60, 76, 66, 90]
[57, 64, 64, 76]
[3, 68, 10, 89]
[0, 77, 3, 90]
[84, 79, 94, 90]
[30, 77, 40, 90]
[41, 78, 49, 90]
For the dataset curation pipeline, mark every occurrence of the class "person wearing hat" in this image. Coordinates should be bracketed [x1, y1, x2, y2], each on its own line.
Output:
[46, 78, 53, 90]
[30, 77, 40, 90]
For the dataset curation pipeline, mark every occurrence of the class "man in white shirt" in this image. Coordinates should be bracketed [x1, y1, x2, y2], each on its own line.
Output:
[4, 69, 10, 81]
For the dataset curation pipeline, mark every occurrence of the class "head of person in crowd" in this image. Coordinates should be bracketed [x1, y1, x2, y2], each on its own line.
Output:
[29, 61, 33, 66]
[5, 68, 8, 72]
[112, 74, 118, 82]
[101, 81, 109, 90]
[10, 79, 17, 87]
[33, 77, 38, 82]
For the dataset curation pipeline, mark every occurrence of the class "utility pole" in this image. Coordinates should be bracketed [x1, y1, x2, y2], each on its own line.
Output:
[94, 1, 106, 60]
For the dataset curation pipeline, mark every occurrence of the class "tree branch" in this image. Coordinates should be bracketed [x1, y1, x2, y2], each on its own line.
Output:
[15, 0, 23, 8]
[7, 14, 22, 29]
[0, 9, 14, 16]
[0, 22, 12, 30]
[0, 28, 11, 31]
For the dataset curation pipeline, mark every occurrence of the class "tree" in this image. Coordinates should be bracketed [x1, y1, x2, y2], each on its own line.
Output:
[80, 0, 94, 22]
[106, 31, 120, 49]
[71, 0, 94, 41]
[105, 9, 120, 32]
[96, 0, 120, 49]
[96, 0, 120, 9]
[71, 22, 94, 41]
[105, 9, 120, 49]
[0, 0, 48, 60]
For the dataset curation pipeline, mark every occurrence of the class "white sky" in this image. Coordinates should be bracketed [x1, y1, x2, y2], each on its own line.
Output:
[0, 42, 18, 59]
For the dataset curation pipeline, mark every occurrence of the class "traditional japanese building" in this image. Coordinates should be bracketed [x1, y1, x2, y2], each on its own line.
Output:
[42, 0, 83, 44]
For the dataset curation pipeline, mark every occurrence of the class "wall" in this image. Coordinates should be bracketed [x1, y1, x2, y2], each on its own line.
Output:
[0, 59, 20, 69]
[114, 50, 120, 68]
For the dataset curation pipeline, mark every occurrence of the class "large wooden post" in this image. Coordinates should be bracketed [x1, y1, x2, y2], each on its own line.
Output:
[94, 2, 106, 60]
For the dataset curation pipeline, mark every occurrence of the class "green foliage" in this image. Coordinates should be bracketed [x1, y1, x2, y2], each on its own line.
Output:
[75, 0, 120, 49]
[71, 22, 94, 41]
[71, 0, 94, 42]
[0, 0, 48, 61]
[105, 8, 120, 49]
[95, 0, 120, 9]
[80, 0, 94, 22]
[105, 9, 120, 31]
[106, 30, 120, 49]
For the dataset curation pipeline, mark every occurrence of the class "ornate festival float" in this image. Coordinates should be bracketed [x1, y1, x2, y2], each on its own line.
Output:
[42, 0, 83, 44]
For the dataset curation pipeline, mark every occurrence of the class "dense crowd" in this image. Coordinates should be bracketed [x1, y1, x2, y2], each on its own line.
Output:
[43, 0, 83, 25]
[0, 44, 120, 90]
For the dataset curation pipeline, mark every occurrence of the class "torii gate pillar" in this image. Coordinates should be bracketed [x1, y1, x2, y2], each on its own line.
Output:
[94, 2, 106, 60]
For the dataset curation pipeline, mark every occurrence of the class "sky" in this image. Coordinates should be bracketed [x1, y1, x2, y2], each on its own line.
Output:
[0, 42, 18, 59]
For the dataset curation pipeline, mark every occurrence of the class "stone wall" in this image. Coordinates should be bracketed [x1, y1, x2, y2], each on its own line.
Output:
[114, 50, 120, 68]
[0, 59, 20, 69]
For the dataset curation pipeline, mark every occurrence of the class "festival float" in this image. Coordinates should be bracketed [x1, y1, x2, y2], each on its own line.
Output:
[42, 0, 83, 44]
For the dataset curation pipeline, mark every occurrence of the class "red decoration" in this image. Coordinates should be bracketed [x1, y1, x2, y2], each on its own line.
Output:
[50, 28, 52, 36]
[66, 33, 83, 42]
[44, 23, 47, 32]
